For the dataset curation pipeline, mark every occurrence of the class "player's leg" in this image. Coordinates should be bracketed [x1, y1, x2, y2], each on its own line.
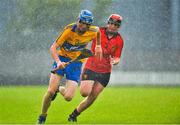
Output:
[78, 81, 104, 112]
[68, 71, 110, 122]
[37, 73, 62, 124]
[68, 81, 104, 122]
[37, 73, 63, 124]
[60, 61, 82, 101]
[60, 80, 78, 101]
[80, 80, 94, 97]
[59, 80, 93, 102]
[42, 74, 63, 114]
[51, 77, 66, 101]
[80, 69, 96, 97]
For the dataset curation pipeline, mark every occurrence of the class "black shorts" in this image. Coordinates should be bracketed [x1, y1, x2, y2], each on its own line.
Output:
[81, 69, 111, 87]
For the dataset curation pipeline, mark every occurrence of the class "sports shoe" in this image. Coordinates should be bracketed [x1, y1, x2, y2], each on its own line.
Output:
[37, 115, 47, 124]
[68, 114, 77, 122]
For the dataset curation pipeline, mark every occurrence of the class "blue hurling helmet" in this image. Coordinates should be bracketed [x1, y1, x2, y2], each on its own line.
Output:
[78, 10, 94, 25]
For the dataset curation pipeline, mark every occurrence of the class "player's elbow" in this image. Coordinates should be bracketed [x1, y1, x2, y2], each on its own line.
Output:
[113, 61, 119, 65]
[50, 43, 58, 53]
[113, 58, 120, 65]
[50, 44, 55, 52]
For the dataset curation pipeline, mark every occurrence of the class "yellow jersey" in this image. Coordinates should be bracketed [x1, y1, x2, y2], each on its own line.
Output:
[55, 23, 99, 61]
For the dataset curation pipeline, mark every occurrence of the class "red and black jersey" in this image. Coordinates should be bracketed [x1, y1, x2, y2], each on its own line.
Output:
[84, 27, 124, 73]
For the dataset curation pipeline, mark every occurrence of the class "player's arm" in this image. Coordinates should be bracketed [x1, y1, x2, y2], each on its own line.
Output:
[111, 38, 124, 65]
[50, 42, 61, 63]
[111, 57, 120, 65]
[50, 29, 69, 68]
[50, 43, 67, 69]
[94, 29, 102, 59]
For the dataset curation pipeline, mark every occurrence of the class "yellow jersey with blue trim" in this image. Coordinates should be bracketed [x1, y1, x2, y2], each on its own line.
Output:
[55, 23, 99, 61]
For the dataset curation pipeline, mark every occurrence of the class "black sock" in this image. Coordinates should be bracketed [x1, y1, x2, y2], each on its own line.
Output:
[71, 109, 80, 117]
[40, 114, 47, 117]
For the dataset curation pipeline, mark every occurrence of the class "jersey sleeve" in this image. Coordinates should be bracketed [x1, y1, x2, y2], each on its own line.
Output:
[89, 26, 100, 53]
[89, 26, 99, 39]
[55, 27, 71, 46]
[112, 37, 124, 58]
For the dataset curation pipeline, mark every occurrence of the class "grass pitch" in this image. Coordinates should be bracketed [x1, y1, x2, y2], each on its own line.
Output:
[0, 86, 180, 124]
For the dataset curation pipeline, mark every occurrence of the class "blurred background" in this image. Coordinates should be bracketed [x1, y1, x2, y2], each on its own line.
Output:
[0, 0, 180, 86]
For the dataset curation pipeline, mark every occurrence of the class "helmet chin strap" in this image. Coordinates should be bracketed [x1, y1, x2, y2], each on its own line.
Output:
[105, 29, 118, 36]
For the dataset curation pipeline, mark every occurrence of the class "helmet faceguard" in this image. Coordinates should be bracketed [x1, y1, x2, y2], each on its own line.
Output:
[77, 10, 93, 34]
[106, 14, 122, 36]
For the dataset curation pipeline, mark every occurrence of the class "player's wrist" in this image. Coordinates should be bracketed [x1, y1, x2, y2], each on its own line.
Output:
[95, 45, 101, 48]
[95, 45, 102, 52]
[56, 60, 61, 64]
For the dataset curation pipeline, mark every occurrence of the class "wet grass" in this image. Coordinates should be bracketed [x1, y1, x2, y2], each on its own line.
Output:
[0, 86, 180, 124]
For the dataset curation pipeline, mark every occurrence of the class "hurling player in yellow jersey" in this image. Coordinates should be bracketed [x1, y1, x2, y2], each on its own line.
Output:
[37, 10, 102, 124]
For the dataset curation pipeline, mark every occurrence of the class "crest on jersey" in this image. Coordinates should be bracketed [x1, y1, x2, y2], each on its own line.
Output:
[111, 45, 116, 53]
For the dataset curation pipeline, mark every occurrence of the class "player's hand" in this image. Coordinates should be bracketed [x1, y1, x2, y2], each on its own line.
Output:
[111, 57, 120, 65]
[95, 45, 102, 60]
[57, 61, 68, 69]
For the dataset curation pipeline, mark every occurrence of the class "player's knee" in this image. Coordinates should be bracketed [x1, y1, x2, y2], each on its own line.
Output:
[47, 90, 56, 98]
[48, 88, 56, 95]
[80, 82, 93, 97]
[80, 87, 91, 97]
[80, 91, 89, 97]
[64, 96, 72, 101]
[64, 94, 73, 101]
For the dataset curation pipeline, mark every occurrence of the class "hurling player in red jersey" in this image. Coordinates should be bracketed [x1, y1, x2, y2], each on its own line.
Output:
[68, 14, 124, 122]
